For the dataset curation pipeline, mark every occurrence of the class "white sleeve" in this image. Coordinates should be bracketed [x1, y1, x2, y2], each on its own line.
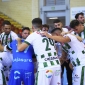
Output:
[62, 28, 68, 32]
[25, 33, 36, 45]
[11, 31, 18, 40]
[64, 34, 76, 42]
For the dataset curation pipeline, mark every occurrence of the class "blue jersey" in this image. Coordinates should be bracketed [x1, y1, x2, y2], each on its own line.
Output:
[7, 40, 34, 70]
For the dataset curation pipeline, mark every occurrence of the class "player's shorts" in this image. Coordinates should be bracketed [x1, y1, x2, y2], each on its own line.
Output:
[35, 65, 61, 85]
[0, 52, 13, 68]
[0, 70, 6, 85]
[8, 69, 35, 85]
[72, 66, 85, 85]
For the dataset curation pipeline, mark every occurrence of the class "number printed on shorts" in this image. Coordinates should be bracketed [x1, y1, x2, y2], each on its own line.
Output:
[42, 38, 54, 51]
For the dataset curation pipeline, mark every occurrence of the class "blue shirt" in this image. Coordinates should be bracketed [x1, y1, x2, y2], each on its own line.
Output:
[7, 40, 34, 70]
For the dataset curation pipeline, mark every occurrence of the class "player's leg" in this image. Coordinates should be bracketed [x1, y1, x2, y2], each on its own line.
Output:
[35, 66, 61, 85]
[65, 60, 72, 85]
[23, 70, 35, 85]
[0, 59, 6, 85]
[72, 66, 85, 85]
[0, 70, 6, 85]
[35, 70, 51, 85]
[8, 70, 21, 85]
[51, 65, 61, 85]
[1, 52, 13, 85]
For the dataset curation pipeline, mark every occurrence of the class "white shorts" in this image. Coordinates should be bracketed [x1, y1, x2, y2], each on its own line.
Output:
[0, 52, 13, 69]
[72, 66, 85, 85]
[0, 70, 6, 85]
[35, 65, 61, 85]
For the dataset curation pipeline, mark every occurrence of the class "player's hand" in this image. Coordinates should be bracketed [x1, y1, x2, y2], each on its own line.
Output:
[41, 31, 50, 38]
[61, 32, 68, 36]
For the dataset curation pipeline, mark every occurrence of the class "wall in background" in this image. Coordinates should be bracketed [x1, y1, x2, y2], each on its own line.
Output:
[0, 0, 39, 28]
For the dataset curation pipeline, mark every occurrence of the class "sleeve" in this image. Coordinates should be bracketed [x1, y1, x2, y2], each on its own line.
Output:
[62, 28, 68, 32]
[0, 33, 3, 42]
[11, 31, 18, 40]
[64, 34, 76, 42]
[6, 42, 12, 50]
[25, 33, 36, 45]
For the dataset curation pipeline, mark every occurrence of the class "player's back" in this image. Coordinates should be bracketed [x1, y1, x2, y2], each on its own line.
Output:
[25, 31, 60, 71]
[8, 40, 34, 70]
[65, 34, 85, 66]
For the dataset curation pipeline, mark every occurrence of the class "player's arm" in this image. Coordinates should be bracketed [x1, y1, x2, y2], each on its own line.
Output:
[42, 31, 70, 43]
[0, 44, 4, 52]
[17, 38, 29, 51]
[70, 34, 82, 42]
[0, 44, 12, 52]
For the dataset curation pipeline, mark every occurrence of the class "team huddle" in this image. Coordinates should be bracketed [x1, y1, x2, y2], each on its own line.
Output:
[0, 16, 85, 85]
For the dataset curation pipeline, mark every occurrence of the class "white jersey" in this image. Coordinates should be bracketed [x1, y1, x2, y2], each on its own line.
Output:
[62, 27, 68, 32]
[64, 34, 85, 67]
[25, 31, 60, 71]
[0, 31, 18, 46]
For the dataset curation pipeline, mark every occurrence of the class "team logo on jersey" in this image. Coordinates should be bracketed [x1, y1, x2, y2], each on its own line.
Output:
[44, 57, 58, 61]
[13, 58, 32, 62]
[55, 70, 60, 76]
[25, 72, 32, 78]
[14, 71, 20, 79]
[45, 70, 53, 78]
[73, 74, 80, 82]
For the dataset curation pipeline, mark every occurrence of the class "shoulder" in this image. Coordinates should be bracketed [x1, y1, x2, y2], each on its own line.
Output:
[11, 31, 17, 36]
[62, 28, 68, 32]
[0, 32, 5, 38]
[65, 34, 77, 41]
[0, 32, 5, 36]
[10, 31, 18, 39]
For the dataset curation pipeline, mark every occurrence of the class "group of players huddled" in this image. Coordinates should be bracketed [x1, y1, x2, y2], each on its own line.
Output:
[0, 12, 85, 85]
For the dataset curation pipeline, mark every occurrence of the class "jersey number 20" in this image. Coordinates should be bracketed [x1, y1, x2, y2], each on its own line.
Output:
[42, 38, 54, 51]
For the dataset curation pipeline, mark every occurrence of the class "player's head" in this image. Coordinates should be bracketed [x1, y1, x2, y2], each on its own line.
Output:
[32, 18, 42, 32]
[51, 28, 62, 36]
[2, 20, 11, 34]
[22, 27, 30, 39]
[75, 12, 84, 24]
[70, 20, 84, 33]
[53, 19, 63, 29]
[42, 24, 49, 32]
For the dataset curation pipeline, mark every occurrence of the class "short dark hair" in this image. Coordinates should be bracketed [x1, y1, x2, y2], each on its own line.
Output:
[22, 27, 30, 32]
[53, 19, 61, 23]
[75, 12, 84, 19]
[2, 20, 11, 26]
[70, 20, 81, 29]
[51, 28, 62, 33]
[42, 24, 49, 29]
[32, 18, 42, 28]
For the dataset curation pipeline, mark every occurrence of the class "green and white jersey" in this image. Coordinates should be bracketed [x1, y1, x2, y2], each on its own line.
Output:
[64, 34, 85, 67]
[25, 31, 60, 71]
[0, 31, 18, 46]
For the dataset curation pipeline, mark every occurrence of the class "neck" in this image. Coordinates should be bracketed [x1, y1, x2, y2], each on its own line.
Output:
[34, 28, 41, 32]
